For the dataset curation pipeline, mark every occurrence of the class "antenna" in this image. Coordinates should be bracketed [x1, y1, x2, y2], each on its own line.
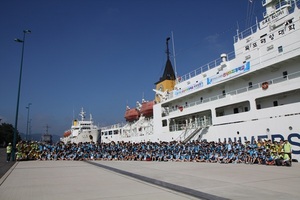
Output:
[236, 21, 240, 40]
[44, 124, 50, 134]
[256, 16, 258, 28]
[171, 31, 177, 79]
[166, 37, 170, 60]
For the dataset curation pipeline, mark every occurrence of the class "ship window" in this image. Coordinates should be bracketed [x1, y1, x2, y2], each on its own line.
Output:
[114, 130, 118, 135]
[245, 107, 249, 112]
[216, 101, 250, 117]
[216, 110, 224, 117]
[162, 119, 167, 127]
[283, 71, 288, 78]
[256, 89, 299, 109]
[233, 108, 239, 114]
[278, 46, 283, 53]
[248, 82, 252, 88]
[109, 131, 112, 135]
[257, 104, 261, 109]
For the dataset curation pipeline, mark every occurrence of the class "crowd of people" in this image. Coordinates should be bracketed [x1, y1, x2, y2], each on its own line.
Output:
[12, 139, 293, 166]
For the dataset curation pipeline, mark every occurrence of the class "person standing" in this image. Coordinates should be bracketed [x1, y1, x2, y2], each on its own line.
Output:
[283, 140, 292, 166]
[6, 143, 12, 162]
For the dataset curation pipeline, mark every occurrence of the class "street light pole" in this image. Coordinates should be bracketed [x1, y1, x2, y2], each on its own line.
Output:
[12, 29, 31, 161]
[29, 119, 32, 140]
[26, 103, 32, 141]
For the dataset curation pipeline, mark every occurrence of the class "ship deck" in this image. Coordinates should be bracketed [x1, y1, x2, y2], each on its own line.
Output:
[1, 149, 299, 200]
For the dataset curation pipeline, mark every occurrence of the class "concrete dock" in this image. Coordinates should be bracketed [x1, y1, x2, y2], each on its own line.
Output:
[0, 156, 299, 200]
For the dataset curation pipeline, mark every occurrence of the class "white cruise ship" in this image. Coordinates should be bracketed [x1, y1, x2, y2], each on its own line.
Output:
[61, 108, 100, 144]
[101, 0, 300, 161]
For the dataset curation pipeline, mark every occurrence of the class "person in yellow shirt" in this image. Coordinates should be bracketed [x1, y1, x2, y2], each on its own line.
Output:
[273, 141, 279, 153]
[283, 140, 292, 166]
[278, 140, 284, 153]
[282, 152, 291, 166]
[6, 143, 12, 162]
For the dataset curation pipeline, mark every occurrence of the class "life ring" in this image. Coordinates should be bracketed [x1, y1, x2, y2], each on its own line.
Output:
[262, 82, 268, 90]
[178, 106, 183, 112]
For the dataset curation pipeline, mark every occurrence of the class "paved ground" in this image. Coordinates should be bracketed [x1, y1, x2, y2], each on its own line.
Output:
[0, 155, 299, 200]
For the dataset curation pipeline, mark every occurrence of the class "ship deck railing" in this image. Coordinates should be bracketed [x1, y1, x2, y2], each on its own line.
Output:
[234, 23, 259, 43]
[177, 50, 236, 84]
[167, 70, 300, 115]
[177, 0, 300, 89]
[170, 118, 212, 142]
[236, 0, 298, 42]
[262, 0, 292, 18]
[101, 123, 127, 130]
[169, 117, 212, 132]
[101, 118, 154, 131]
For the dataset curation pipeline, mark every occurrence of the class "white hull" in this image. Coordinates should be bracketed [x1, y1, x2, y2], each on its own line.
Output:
[61, 108, 100, 144]
[101, 1, 300, 161]
[61, 129, 100, 144]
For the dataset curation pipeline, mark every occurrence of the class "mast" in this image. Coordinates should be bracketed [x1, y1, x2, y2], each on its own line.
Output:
[79, 108, 86, 121]
[171, 31, 178, 80]
[166, 37, 170, 60]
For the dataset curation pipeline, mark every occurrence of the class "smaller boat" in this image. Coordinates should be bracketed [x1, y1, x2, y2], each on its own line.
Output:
[60, 108, 100, 144]
[124, 101, 142, 122]
[140, 99, 154, 117]
[124, 107, 140, 122]
[63, 130, 71, 137]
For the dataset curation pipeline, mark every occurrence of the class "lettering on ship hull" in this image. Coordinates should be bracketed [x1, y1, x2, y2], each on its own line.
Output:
[218, 133, 300, 155]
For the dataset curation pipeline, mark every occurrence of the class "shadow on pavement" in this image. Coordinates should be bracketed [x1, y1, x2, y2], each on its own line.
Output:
[0, 148, 15, 179]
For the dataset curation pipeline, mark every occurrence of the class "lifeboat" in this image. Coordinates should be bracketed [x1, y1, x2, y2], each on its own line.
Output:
[63, 130, 71, 137]
[124, 108, 140, 122]
[140, 101, 154, 117]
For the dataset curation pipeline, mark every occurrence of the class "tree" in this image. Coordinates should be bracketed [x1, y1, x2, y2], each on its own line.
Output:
[0, 123, 21, 147]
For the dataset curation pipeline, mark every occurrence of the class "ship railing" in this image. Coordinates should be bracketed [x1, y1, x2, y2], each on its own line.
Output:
[100, 123, 126, 130]
[182, 126, 204, 144]
[236, 0, 295, 42]
[176, 51, 236, 84]
[172, 117, 212, 142]
[262, 0, 292, 18]
[169, 116, 211, 133]
[175, 1, 300, 89]
[234, 23, 259, 43]
[168, 70, 300, 115]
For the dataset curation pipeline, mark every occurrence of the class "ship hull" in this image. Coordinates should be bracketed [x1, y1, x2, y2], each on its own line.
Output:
[60, 108, 100, 144]
[61, 129, 100, 144]
[101, 0, 300, 162]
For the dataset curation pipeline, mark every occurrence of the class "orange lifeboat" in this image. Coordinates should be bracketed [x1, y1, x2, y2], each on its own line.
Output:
[63, 130, 71, 137]
[124, 108, 140, 122]
[140, 101, 154, 117]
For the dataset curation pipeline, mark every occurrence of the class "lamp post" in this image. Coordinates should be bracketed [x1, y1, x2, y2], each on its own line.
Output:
[29, 119, 32, 140]
[25, 103, 32, 141]
[12, 29, 31, 161]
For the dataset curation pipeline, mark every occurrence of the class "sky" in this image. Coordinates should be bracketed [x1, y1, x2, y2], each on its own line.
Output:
[0, 0, 262, 138]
